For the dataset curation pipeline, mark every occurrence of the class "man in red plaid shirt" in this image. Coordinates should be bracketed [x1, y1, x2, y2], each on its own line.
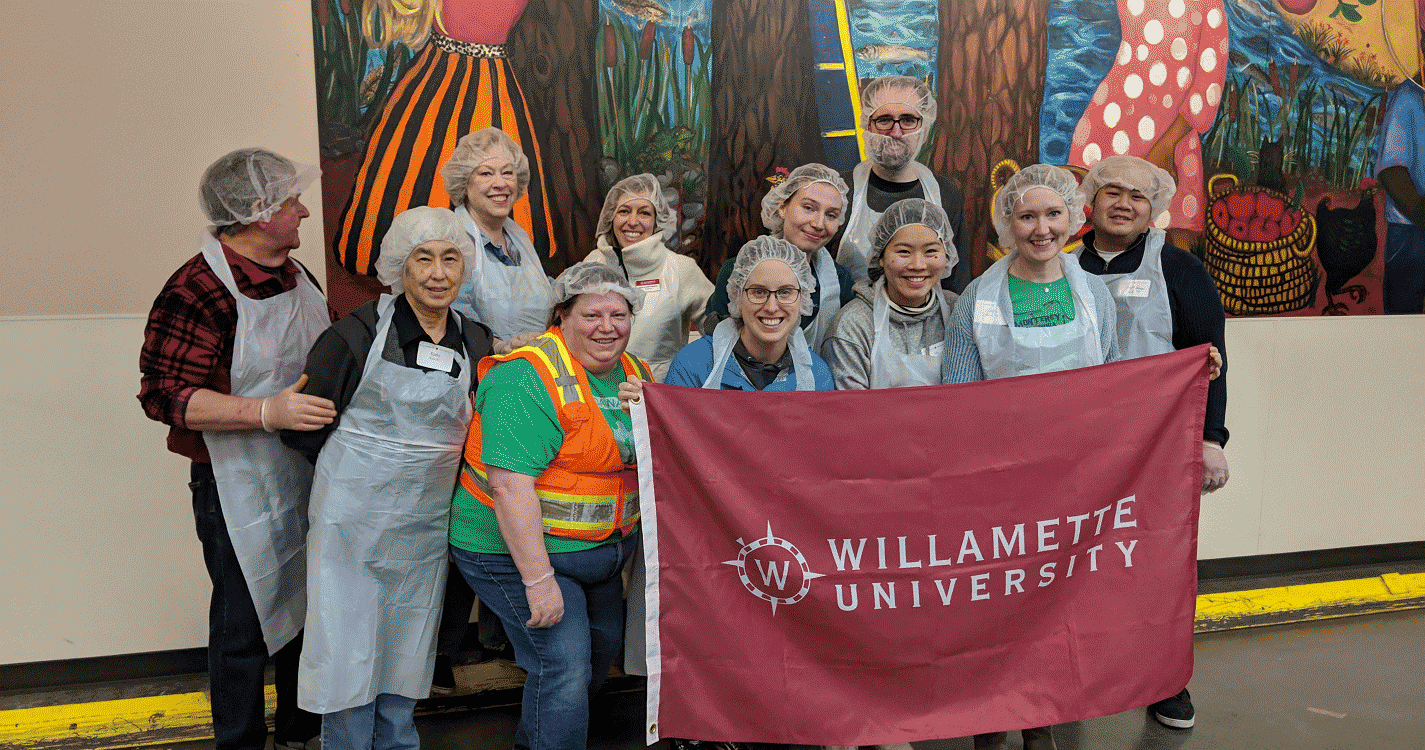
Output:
[139, 148, 334, 750]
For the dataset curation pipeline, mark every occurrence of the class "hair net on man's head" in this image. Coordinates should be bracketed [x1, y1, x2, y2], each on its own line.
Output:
[860, 75, 938, 126]
[726, 236, 817, 319]
[1080, 156, 1177, 221]
[595, 173, 677, 244]
[860, 76, 937, 173]
[869, 198, 957, 279]
[991, 163, 1087, 247]
[200, 148, 319, 227]
[760, 163, 850, 235]
[551, 261, 645, 314]
[440, 128, 531, 208]
[376, 206, 477, 294]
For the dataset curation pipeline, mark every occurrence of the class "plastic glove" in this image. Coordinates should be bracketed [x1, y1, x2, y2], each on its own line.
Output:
[1202, 442, 1229, 494]
[524, 575, 564, 629]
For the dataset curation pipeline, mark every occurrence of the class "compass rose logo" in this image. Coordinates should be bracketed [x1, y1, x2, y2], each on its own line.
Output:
[722, 522, 824, 614]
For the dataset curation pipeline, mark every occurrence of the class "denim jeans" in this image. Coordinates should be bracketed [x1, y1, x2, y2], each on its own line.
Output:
[190, 463, 320, 750]
[1384, 222, 1425, 314]
[321, 693, 419, 750]
[450, 534, 638, 750]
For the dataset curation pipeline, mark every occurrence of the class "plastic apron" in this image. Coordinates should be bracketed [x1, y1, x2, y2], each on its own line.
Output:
[803, 246, 842, 349]
[868, 279, 952, 389]
[198, 233, 329, 653]
[1075, 228, 1173, 359]
[455, 207, 553, 340]
[597, 233, 684, 382]
[972, 251, 1103, 380]
[836, 160, 943, 284]
[298, 294, 473, 712]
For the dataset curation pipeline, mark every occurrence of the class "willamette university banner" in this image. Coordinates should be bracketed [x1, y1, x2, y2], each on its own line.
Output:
[629, 346, 1211, 745]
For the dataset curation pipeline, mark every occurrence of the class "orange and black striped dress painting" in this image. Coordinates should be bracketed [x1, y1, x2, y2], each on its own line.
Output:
[333, 36, 557, 276]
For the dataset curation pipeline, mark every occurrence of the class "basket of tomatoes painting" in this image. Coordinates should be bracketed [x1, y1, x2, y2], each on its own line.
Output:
[1203, 173, 1319, 315]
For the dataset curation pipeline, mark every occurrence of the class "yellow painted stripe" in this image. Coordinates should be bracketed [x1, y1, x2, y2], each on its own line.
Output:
[823, 129, 860, 138]
[5, 573, 1423, 749]
[831, 0, 866, 160]
[817, 63, 846, 71]
[0, 685, 273, 748]
[1196, 571, 1425, 629]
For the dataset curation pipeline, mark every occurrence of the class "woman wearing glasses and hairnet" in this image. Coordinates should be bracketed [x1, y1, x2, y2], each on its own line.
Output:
[281, 207, 494, 750]
[702, 164, 858, 348]
[822, 198, 958, 390]
[449, 262, 651, 750]
[585, 174, 715, 381]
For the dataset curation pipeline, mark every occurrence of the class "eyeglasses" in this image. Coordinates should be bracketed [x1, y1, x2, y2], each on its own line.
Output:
[743, 286, 801, 305]
[868, 114, 923, 133]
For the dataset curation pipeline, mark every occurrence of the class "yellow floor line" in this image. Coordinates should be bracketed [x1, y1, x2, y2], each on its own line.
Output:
[0, 686, 273, 749]
[1196, 571, 1425, 628]
[4, 572, 1422, 749]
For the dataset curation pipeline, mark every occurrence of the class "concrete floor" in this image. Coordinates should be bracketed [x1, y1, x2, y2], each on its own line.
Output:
[156, 608, 1425, 749]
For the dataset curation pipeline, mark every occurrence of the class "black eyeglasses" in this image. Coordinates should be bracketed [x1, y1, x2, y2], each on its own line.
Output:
[743, 287, 801, 305]
[868, 114, 923, 133]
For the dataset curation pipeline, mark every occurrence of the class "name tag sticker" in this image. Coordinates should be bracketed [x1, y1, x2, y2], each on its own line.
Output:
[1118, 279, 1151, 298]
[635, 278, 662, 293]
[974, 300, 1005, 326]
[416, 341, 455, 373]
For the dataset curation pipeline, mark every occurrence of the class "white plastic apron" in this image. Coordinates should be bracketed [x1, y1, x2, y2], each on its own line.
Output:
[601, 233, 684, 381]
[702, 317, 816, 391]
[868, 279, 952, 389]
[1075, 228, 1173, 359]
[299, 294, 473, 712]
[972, 251, 1102, 379]
[836, 160, 943, 284]
[198, 233, 329, 653]
[457, 207, 553, 340]
[803, 246, 842, 350]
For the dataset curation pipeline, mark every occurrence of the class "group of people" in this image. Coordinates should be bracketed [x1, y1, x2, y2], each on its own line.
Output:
[139, 73, 1229, 750]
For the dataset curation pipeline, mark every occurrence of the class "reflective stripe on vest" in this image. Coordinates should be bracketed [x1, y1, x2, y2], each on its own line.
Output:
[462, 327, 650, 541]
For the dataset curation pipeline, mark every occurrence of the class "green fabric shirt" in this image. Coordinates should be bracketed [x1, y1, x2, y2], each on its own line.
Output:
[450, 357, 635, 554]
[1007, 274, 1076, 328]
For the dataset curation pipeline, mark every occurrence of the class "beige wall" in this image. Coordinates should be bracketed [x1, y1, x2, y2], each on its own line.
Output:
[2, 0, 1422, 666]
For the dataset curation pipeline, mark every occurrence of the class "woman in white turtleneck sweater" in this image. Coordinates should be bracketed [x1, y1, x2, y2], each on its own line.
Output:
[584, 173, 714, 381]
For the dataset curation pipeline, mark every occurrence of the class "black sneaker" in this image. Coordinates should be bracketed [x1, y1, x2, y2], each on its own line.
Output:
[430, 654, 456, 695]
[1150, 688, 1195, 729]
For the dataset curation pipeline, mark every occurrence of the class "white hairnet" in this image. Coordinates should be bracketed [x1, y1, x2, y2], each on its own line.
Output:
[726, 236, 817, 319]
[861, 76, 936, 172]
[1080, 155, 1177, 220]
[376, 206, 477, 295]
[595, 173, 677, 244]
[760, 163, 850, 235]
[991, 163, 1087, 248]
[200, 148, 319, 227]
[869, 198, 957, 279]
[552, 261, 645, 314]
[440, 128, 531, 208]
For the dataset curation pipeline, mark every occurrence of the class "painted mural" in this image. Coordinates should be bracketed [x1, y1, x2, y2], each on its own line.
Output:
[310, 0, 1422, 318]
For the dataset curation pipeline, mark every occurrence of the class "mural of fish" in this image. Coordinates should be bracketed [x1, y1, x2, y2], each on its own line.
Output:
[855, 43, 931, 62]
[613, 0, 670, 24]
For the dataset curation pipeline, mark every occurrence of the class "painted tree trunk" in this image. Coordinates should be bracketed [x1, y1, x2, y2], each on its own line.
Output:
[509, 0, 601, 273]
[932, 0, 1049, 276]
[704, 0, 824, 277]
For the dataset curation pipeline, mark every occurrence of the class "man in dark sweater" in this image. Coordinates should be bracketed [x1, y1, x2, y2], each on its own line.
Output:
[829, 75, 969, 294]
[1076, 155, 1229, 732]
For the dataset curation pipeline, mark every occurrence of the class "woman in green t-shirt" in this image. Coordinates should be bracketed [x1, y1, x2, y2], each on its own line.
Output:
[449, 262, 650, 750]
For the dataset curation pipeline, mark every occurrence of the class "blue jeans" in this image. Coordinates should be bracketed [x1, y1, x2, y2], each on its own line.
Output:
[321, 694, 419, 750]
[190, 463, 320, 750]
[450, 534, 638, 750]
[1384, 222, 1425, 314]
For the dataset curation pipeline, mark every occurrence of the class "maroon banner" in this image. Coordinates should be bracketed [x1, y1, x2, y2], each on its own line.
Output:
[630, 346, 1211, 745]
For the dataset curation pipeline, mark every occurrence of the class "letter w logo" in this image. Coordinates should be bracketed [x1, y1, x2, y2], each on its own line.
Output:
[754, 559, 791, 589]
